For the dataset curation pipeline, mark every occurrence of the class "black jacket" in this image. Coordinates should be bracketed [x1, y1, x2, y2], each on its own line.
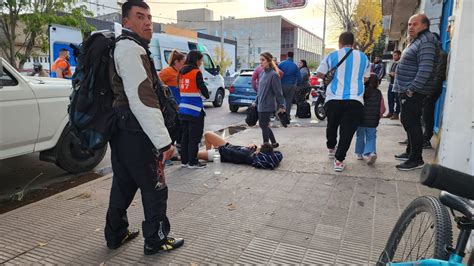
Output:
[360, 89, 382, 128]
[218, 143, 255, 165]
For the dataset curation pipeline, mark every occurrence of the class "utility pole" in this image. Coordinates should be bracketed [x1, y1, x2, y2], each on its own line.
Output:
[247, 35, 251, 68]
[322, 0, 327, 60]
[220, 16, 224, 65]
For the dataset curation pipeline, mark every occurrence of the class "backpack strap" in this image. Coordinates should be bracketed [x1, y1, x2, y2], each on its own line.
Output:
[326, 48, 353, 76]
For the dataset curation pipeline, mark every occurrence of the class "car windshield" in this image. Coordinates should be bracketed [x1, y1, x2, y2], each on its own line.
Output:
[234, 75, 252, 85]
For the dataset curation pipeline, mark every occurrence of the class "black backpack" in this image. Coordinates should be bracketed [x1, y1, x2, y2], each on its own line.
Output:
[69, 31, 117, 151]
[296, 101, 311, 118]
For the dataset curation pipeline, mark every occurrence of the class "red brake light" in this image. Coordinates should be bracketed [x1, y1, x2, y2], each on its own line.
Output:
[229, 86, 235, 93]
[311, 91, 318, 97]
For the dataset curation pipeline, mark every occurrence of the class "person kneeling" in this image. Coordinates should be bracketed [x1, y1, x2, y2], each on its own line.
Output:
[197, 131, 283, 170]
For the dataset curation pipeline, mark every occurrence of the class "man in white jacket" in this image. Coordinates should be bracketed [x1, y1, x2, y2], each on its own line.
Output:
[104, 0, 184, 255]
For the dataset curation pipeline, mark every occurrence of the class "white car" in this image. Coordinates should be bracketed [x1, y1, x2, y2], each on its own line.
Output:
[0, 58, 106, 173]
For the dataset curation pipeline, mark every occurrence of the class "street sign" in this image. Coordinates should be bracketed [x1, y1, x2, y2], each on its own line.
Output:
[265, 0, 308, 11]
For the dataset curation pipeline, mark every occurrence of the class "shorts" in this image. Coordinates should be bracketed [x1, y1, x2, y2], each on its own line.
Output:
[207, 149, 219, 161]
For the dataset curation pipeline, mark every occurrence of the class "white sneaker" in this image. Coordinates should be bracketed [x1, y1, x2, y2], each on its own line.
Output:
[328, 148, 336, 158]
[334, 160, 345, 172]
[180, 163, 188, 168]
[355, 153, 363, 160]
[366, 153, 377, 165]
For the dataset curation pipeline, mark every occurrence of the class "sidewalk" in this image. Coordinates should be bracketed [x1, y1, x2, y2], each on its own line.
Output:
[0, 112, 443, 265]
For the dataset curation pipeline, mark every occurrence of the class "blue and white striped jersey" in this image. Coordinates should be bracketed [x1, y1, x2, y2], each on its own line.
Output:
[317, 47, 371, 104]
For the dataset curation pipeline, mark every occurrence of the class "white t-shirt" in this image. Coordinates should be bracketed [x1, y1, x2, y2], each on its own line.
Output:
[317, 47, 370, 104]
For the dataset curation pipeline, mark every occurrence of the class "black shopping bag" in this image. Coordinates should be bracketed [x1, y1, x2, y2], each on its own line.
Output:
[246, 105, 258, 126]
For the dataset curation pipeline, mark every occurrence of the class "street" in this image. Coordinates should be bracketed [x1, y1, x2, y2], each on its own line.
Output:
[0, 93, 246, 204]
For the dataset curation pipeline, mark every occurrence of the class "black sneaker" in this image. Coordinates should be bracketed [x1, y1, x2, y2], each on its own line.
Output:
[398, 139, 408, 145]
[272, 143, 279, 148]
[187, 162, 206, 169]
[396, 160, 425, 171]
[107, 229, 140, 250]
[394, 152, 410, 161]
[144, 237, 184, 255]
[423, 141, 432, 149]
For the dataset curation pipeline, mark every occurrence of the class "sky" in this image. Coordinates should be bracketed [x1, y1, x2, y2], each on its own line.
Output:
[146, 0, 340, 48]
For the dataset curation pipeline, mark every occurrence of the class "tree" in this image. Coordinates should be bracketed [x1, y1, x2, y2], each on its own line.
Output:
[1, 0, 94, 69]
[353, 0, 382, 53]
[327, 0, 382, 53]
[327, 0, 356, 32]
[212, 46, 232, 76]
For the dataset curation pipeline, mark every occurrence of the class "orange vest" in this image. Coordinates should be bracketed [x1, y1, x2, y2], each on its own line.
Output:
[178, 69, 203, 117]
[51, 58, 71, 78]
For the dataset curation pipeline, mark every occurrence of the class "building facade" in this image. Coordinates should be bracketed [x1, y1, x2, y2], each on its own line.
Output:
[175, 8, 323, 69]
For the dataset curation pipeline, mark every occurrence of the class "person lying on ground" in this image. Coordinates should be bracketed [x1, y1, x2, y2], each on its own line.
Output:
[197, 131, 283, 170]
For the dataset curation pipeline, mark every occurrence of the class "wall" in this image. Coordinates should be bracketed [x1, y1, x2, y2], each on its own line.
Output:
[437, 0, 473, 175]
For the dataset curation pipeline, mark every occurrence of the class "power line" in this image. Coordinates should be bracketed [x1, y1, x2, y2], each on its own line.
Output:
[81, 1, 227, 23]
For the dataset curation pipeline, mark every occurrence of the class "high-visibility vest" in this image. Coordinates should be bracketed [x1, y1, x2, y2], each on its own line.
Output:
[178, 69, 203, 117]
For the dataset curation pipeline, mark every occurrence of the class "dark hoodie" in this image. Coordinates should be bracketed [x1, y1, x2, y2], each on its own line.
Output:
[178, 64, 210, 121]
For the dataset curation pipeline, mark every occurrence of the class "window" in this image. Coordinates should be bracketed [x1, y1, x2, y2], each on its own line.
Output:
[0, 67, 19, 87]
[234, 75, 252, 85]
[202, 53, 215, 72]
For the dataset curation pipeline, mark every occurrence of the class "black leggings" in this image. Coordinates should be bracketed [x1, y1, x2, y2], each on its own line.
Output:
[258, 112, 276, 144]
[180, 113, 205, 165]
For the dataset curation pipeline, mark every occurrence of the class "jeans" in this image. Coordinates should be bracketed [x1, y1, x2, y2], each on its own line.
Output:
[258, 111, 276, 144]
[387, 84, 400, 115]
[282, 85, 296, 116]
[400, 93, 424, 162]
[355, 127, 377, 155]
[325, 100, 364, 162]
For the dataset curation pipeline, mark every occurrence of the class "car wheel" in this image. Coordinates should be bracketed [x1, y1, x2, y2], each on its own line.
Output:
[56, 127, 107, 173]
[229, 105, 239, 112]
[213, 88, 225, 107]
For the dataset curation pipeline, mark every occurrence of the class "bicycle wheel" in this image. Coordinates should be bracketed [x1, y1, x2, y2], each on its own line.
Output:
[378, 196, 452, 265]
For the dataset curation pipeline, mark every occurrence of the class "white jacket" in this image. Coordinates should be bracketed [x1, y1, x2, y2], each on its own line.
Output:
[113, 37, 171, 151]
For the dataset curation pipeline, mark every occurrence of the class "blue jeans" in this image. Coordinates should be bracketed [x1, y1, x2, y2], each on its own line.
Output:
[388, 84, 400, 115]
[355, 127, 377, 155]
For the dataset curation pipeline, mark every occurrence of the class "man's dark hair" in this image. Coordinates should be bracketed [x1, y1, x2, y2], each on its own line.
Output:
[184, 50, 203, 68]
[338, 31, 354, 46]
[122, 0, 150, 18]
[59, 48, 69, 53]
[287, 51, 294, 58]
[420, 14, 430, 27]
[259, 143, 274, 154]
[393, 50, 401, 55]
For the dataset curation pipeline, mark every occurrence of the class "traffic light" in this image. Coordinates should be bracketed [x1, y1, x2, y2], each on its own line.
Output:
[265, 0, 308, 11]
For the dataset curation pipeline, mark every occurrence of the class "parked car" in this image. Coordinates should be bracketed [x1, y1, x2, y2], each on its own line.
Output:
[309, 72, 321, 86]
[0, 57, 106, 173]
[228, 72, 256, 112]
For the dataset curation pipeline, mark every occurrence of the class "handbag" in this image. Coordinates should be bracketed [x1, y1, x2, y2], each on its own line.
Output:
[323, 49, 353, 88]
[246, 105, 258, 126]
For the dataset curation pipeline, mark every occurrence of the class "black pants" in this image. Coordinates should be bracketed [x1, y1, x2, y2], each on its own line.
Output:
[388, 84, 401, 115]
[422, 93, 440, 142]
[282, 85, 296, 116]
[400, 93, 425, 162]
[325, 100, 364, 162]
[105, 117, 170, 248]
[258, 112, 276, 144]
[180, 113, 204, 165]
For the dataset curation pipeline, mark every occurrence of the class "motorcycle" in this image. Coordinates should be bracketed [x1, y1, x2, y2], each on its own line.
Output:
[309, 85, 326, 120]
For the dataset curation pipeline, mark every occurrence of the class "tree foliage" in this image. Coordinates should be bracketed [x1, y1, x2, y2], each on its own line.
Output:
[353, 0, 382, 53]
[0, 0, 94, 69]
[328, 0, 382, 53]
[212, 46, 232, 76]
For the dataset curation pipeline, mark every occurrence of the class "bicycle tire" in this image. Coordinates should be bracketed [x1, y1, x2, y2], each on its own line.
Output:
[377, 196, 452, 265]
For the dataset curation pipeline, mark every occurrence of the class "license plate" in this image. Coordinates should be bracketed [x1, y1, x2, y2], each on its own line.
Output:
[241, 99, 254, 104]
